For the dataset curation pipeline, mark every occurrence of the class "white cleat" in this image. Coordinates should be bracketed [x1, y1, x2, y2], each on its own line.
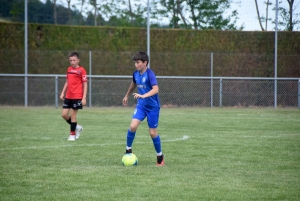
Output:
[67, 135, 76, 141]
[75, 125, 83, 139]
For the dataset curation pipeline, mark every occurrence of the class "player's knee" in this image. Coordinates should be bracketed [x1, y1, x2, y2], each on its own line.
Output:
[129, 126, 137, 132]
[149, 133, 158, 138]
[61, 114, 68, 120]
[149, 129, 158, 138]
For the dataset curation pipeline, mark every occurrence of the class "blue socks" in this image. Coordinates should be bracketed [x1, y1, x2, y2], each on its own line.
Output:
[127, 130, 162, 155]
[152, 135, 162, 154]
[126, 130, 136, 148]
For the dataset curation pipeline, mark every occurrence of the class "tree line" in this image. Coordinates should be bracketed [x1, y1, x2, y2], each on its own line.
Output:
[0, 0, 299, 31]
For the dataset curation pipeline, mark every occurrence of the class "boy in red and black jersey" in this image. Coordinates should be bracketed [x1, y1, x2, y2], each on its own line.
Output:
[60, 52, 88, 141]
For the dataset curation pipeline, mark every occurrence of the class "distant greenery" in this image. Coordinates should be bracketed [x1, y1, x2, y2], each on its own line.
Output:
[0, 22, 299, 76]
[0, 0, 241, 30]
[0, 0, 82, 25]
[1, 0, 299, 30]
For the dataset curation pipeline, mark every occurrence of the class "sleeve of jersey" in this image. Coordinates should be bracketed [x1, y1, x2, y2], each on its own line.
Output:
[82, 68, 88, 82]
[148, 70, 158, 86]
[132, 72, 136, 83]
[66, 68, 69, 79]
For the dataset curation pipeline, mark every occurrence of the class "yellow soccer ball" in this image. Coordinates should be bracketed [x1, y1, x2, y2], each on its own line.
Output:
[122, 153, 138, 166]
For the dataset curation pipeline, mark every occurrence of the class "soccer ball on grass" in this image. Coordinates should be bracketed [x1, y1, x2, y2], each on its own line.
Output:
[122, 153, 138, 166]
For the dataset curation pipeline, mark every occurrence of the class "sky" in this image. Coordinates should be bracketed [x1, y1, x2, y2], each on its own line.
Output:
[39, 0, 297, 31]
[231, 1, 274, 31]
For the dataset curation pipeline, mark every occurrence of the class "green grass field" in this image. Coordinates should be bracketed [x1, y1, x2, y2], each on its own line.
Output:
[0, 107, 299, 201]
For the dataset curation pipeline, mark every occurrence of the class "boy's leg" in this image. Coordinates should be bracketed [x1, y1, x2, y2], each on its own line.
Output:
[150, 129, 164, 165]
[71, 109, 83, 139]
[67, 109, 78, 141]
[149, 131, 165, 166]
[126, 119, 141, 153]
[151, 133, 164, 166]
[126, 107, 145, 153]
[61, 108, 70, 122]
[147, 109, 161, 152]
[126, 107, 146, 153]
[62, 108, 75, 140]
[150, 130, 162, 155]
[147, 109, 164, 165]
[62, 109, 82, 139]
[73, 101, 84, 139]
[62, 99, 79, 141]
[70, 109, 78, 129]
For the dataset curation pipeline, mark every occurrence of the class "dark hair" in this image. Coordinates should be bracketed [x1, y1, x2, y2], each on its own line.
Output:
[69, 52, 79, 58]
[132, 51, 149, 66]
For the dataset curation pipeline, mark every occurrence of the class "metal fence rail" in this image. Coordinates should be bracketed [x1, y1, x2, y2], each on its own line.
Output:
[0, 74, 299, 108]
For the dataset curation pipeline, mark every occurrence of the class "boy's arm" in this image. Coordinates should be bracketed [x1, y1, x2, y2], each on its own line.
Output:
[82, 82, 88, 106]
[123, 81, 136, 106]
[60, 80, 68, 100]
[133, 85, 159, 99]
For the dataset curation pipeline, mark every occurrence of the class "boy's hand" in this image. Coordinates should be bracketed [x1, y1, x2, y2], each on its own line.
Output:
[123, 96, 128, 106]
[82, 98, 86, 106]
[133, 93, 144, 99]
[60, 94, 64, 100]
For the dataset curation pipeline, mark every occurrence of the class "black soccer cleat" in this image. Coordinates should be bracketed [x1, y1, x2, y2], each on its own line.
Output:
[156, 154, 164, 166]
[125, 148, 132, 154]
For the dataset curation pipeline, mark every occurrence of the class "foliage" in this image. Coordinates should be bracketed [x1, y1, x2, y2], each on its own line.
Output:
[255, 0, 300, 31]
[276, 0, 300, 31]
[0, 22, 299, 76]
[159, 0, 242, 30]
[0, 0, 242, 30]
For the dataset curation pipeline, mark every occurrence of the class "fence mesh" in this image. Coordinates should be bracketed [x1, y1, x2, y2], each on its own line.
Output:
[0, 75, 298, 108]
[1, 51, 299, 77]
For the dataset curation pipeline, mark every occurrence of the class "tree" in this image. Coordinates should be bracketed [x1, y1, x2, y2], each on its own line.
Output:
[88, 0, 97, 26]
[158, 0, 241, 30]
[53, 0, 57, 24]
[127, 0, 133, 23]
[0, 0, 14, 19]
[9, 0, 24, 22]
[265, 0, 271, 30]
[97, 0, 148, 27]
[255, 0, 264, 31]
[78, 0, 85, 24]
[159, 0, 188, 28]
[254, 0, 272, 31]
[277, 0, 300, 31]
[189, 0, 241, 30]
[255, 0, 300, 31]
[89, 0, 117, 26]
[66, 0, 72, 24]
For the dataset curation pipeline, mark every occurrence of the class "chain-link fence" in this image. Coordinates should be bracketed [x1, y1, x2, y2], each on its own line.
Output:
[1, 51, 300, 77]
[0, 74, 299, 108]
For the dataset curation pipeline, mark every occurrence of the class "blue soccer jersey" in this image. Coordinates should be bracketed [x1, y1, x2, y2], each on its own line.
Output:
[133, 68, 160, 110]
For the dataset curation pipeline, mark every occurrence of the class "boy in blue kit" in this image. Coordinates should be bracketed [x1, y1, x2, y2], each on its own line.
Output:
[122, 51, 164, 166]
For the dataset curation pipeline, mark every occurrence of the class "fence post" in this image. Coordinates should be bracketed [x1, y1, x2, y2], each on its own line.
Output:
[298, 79, 300, 109]
[89, 50, 92, 107]
[219, 78, 222, 108]
[211, 52, 213, 108]
[55, 76, 58, 108]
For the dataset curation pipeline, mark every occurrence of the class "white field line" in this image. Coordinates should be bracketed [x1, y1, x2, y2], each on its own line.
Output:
[0, 135, 190, 150]
[243, 134, 300, 138]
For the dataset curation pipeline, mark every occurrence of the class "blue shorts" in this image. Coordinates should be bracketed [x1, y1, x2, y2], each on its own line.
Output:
[132, 106, 160, 128]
